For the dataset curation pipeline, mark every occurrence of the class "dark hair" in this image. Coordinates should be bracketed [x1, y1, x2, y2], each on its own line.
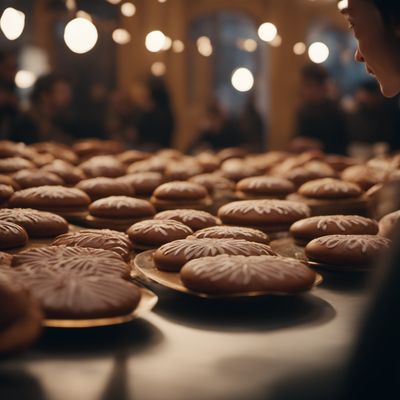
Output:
[301, 63, 329, 85]
[374, 0, 400, 29]
[30, 73, 69, 103]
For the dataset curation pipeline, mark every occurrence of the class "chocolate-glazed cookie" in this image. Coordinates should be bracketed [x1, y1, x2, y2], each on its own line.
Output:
[76, 177, 135, 201]
[236, 176, 295, 199]
[379, 210, 400, 239]
[0, 157, 36, 174]
[52, 229, 133, 261]
[127, 219, 193, 250]
[290, 215, 379, 245]
[154, 238, 276, 272]
[13, 245, 130, 278]
[87, 196, 156, 230]
[79, 155, 127, 178]
[151, 181, 212, 211]
[288, 178, 367, 216]
[0, 183, 13, 203]
[154, 209, 219, 231]
[0, 221, 28, 250]
[41, 160, 85, 185]
[305, 234, 391, 267]
[117, 172, 163, 197]
[0, 208, 68, 238]
[13, 169, 64, 188]
[9, 185, 90, 217]
[218, 199, 310, 234]
[181, 254, 317, 295]
[192, 225, 270, 244]
[18, 267, 141, 319]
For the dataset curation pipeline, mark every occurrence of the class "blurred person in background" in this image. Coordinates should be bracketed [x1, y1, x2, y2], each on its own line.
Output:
[295, 63, 349, 154]
[105, 90, 139, 148]
[190, 99, 243, 152]
[0, 50, 19, 140]
[135, 76, 174, 150]
[347, 79, 400, 151]
[11, 73, 76, 144]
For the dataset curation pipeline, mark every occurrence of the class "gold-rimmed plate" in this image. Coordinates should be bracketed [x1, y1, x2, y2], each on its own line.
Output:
[133, 250, 323, 299]
[43, 287, 158, 328]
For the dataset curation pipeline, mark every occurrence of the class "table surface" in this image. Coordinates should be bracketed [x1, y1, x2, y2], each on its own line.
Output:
[0, 265, 371, 400]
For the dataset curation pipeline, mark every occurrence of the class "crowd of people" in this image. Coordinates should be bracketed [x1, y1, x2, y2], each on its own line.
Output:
[1, 48, 400, 156]
[0, 50, 175, 150]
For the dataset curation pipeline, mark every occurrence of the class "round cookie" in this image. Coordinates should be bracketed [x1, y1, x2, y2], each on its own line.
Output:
[220, 158, 258, 182]
[189, 173, 235, 196]
[192, 225, 270, 245]
[288, 178, 367, 216]
[79, 155, 127, 178]
[76, 177, 135, 201]
[0, 157, 36, 174]
[13, 169, 64, 188]
[379, 210, 400, 239]
[0, 221, 28, 250]
[290, 215, 379, 245]
[236, 176, 295, 199]
[0, 174, 20, 190]
[218, 199, 310, 234]
[181, 254, 317, 295]
[87, 196, 156, 230]
[117, 172, 163, 197]
[154, 209, 219, 231]
[52, 229, 133, 262]
[127, 219, 193, 250]
[9, 185, 90, 217]
[341, 164, 384, 191]
[0, 208, 68, 238]
[305, 234, 391, 268]
[13, 245, 130, 279]
[117, 149, 151, 165]
[41, 160, 85, 185]
[154, 238, 276, 272]
[0, 183, 13, 203]
[17, 267, 141, 320]
[0, 271, 43, 355]
[151, 181, 212, 211]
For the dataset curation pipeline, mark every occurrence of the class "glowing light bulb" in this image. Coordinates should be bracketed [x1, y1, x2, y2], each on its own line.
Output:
[162, 36, 172, 51]
[151, 62, 166, 76]
[172, 40, 185, 53]
[121, 2, 136, 17]
[337, 0, 348, 11]
[0, 8, 25, 40]
[15, 70, 36, 89]
[293, 42, 306, 55]
[258, 22, 277, 43]
[231, 68, 254, 92]
[145, 30, 166, 52]
[107, 0, 122, 4]
[308, 42, 330, 64]
[197, 36, 212, 57]
[64, 17, 98, 54]
[112, 28, 131, 44]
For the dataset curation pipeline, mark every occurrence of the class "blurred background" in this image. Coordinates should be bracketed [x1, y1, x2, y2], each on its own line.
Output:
[1, 0, 400, 156]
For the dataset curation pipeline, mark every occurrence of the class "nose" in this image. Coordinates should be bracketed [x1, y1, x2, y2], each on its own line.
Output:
[355, 47, 364, 63]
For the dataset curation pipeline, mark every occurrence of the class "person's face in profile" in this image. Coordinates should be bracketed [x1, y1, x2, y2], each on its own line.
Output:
[343, 0, 400, 97]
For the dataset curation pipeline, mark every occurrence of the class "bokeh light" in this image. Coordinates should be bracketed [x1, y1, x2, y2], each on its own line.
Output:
[121, 2, 136, 17]
[112, 28, 131, 45]
[172, 40, 185, 53]
[0, 7, 25, 41]
[64, 17, 98, 54]
[293, 42, 306, 55]
[308, 41, 330, 63]
[231, 68, 254, 92]
[197, 36, 213, 57]
[270, 34, 282, 47]
[151, 62, 166, 76]
[145, 30, 166, 52]
[257, 22, 277, 43]
[15, 70, 36, 89]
